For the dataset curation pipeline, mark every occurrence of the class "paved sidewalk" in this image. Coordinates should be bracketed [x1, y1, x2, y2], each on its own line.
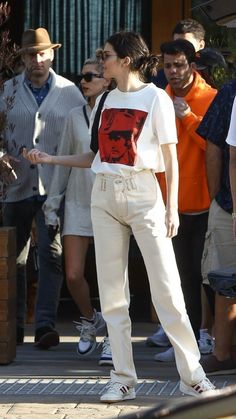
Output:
[0, 322, 236, 418]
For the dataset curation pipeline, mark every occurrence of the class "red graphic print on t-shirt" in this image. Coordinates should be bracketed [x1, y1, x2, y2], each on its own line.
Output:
[99, 108, 147, 166]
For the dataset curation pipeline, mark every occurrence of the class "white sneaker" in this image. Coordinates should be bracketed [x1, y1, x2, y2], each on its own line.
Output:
[154, 347, 175, 362]
[198, 329, 214, 355]
[146, 325, 171, 347]
[100, 381, 136, 403]
[74, 310, 106, 356]
[99, 337, 113, 366]
[180, 377, 215, 397]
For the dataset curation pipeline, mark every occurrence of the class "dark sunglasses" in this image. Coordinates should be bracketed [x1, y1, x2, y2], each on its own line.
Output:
[78, 72, 103, 83]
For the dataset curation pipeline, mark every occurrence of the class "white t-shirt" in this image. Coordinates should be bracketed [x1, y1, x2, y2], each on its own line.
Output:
[90, 83, 177, 175]
[226, 96, 236, 147]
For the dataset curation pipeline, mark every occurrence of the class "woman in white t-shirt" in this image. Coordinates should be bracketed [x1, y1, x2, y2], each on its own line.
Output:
[24, 31, 214, 402]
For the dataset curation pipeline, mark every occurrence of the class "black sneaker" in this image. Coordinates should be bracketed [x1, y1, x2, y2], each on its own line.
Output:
[34, 326, 59, 350]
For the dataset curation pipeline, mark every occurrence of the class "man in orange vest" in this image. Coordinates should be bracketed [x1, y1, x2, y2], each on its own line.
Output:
[153, 39, 217, 362]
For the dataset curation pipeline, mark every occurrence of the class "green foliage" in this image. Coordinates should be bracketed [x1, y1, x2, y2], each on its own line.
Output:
[0, 2, 18, 142]
[192, 2, 236, 88]
[0, 2, 19, 198]
[211, 65, 235, 89]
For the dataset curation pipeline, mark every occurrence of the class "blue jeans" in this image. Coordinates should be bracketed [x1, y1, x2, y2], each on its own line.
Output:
[3, 197, 63, 332]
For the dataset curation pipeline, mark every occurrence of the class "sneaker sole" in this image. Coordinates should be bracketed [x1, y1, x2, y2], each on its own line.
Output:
[98, 360, 114, 366]
[200, 349, 214, 355]
[100, 393, 136, 403]
[77, 339, 97, 357]
[179, 382, 215, 397]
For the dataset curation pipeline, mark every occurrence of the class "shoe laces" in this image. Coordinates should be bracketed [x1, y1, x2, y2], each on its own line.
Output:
[99, 337, 111, 355]
[199, 330, 213, 345]
[73, 320, 96, 341]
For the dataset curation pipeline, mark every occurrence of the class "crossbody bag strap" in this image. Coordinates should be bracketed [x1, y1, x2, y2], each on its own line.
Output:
[82, 105, 90, 128]
[90, 91, 109, 154]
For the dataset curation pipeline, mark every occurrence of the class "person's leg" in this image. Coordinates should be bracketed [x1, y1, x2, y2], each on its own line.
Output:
[64, 234, 106, 356]
[214, 294, 236, 361]
[201, 284, 215, 329]
[91, 174, 136, 388]
[34, 206, 63, 332]
[232, 324, 236, 364]
[201, 200, 236, 371]
[201, 294, 236, 374]
[129, 171, 205, 386]
[2, 201, 34, 342]
[63, 235, 93, 318]
[172, 213, 208, 340]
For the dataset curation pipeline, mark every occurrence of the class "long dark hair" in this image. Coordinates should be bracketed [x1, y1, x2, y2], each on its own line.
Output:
[106, 31, 159, 80]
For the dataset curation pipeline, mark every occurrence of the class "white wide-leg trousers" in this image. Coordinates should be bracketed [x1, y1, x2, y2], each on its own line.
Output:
[91, 170, 205, 387]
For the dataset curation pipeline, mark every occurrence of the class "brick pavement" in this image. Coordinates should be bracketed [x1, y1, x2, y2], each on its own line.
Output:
[0, 322, 236, 419]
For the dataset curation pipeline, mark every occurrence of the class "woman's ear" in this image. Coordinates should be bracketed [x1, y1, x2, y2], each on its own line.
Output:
[122, 56, 132, 67]
[103, 78, 111, 88]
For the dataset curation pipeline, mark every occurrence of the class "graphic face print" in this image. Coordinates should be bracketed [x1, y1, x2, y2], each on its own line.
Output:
[99, 108, 147, 166]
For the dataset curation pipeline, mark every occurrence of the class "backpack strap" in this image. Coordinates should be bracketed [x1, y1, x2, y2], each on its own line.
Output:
[90, 91, 109, 153]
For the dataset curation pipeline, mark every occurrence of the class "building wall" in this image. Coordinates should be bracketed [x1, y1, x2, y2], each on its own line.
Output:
[6, 1, 192, 52]
[152, 0, 192, 53]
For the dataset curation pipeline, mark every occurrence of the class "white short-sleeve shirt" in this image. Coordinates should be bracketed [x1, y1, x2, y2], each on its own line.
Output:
[91, 83, 178, 175]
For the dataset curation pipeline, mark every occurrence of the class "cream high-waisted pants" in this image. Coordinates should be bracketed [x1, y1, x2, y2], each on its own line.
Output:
[91, 170, 205, 387]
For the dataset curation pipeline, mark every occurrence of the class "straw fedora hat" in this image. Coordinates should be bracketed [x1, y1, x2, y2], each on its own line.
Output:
[19, 28, 61, 53]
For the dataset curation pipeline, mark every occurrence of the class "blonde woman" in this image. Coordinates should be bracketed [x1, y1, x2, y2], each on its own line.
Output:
[43, 57, 112, 364]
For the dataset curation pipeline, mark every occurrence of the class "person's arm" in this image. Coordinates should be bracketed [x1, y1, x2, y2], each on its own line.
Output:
[23, 148, 95, 168]
[229, 145, 236, 239]
[205, 140, 222, 201]
[161, 142, 179, 238]
[43, 115, 74, 227]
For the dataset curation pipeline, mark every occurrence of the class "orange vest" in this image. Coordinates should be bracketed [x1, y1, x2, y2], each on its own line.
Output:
[157, 71, 217, 213]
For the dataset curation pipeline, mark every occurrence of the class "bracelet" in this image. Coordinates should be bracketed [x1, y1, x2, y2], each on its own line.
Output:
[232, 213, 236, 219]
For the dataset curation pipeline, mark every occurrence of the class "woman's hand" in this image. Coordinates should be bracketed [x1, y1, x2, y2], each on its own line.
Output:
[165, 208, 179, 238]
[23, 148, 52, 164]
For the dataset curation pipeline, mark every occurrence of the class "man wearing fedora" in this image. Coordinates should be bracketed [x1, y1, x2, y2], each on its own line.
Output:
[1, 28, 85, 348]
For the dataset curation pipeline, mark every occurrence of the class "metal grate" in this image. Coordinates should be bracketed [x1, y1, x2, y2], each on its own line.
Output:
[0, 378, 231, 396]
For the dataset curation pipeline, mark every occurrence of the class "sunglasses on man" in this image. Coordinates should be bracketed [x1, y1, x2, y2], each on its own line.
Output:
[77, 72, 103, 83]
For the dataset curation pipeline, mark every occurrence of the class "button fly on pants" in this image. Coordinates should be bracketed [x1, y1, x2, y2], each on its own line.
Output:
[113, 178, 127, 218]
